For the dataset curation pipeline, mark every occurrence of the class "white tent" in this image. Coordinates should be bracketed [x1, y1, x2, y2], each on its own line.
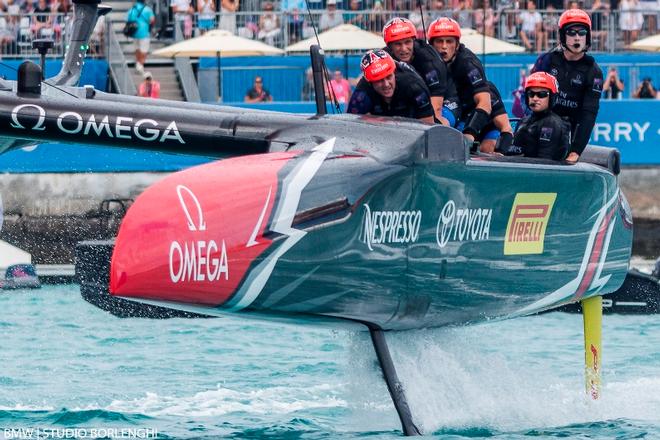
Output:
[153, 29, 285, 57]
[285, 24, 385, 52]
[630, 33, 660, 52]
[460, 28, 526, 54]
[0, 240, 31, 277]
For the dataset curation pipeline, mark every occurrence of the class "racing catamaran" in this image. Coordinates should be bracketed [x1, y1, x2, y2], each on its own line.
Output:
[0, 1, 633, 435]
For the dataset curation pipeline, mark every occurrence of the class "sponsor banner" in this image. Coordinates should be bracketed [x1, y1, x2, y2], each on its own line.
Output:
[435, 200, 492, 248]
[504, 193, 556, 255]
[110, 152, 296, 306]
[361, 204, 421, 251]
[587, 101, 660, 165]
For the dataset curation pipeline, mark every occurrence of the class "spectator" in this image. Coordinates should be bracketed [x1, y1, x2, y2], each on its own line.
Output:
[281, 0, 306, 43]
[31, 0, 53, 38]
[51, 0, 71, 40]
[127, 0, 155, 73]
[453, 0, 474, 29]
[258, 1, 281, 45]
[603, 66, 624, 99]
[497, 0, 519, 42]
[319, 0, 344, 31]
[620, 0, 644, 46]
[302, 66, 315, 100]
[245, 76, 273, 102]
[220, 0, 239, 34]
[408, 4, 430, 38]
[633, 77, 657, 98]
[344, 0, 367, 29]
[138, 71, 161, 98]
[197, 0, 216, 35]
[171, 0, 193, 39]
[90, 14, 105, 56]
[590, 0, 609, 51]
[369, 0, 387, 32]
[430, 0, 452, 20]
[518, 0, 542, 52]
[639, 0, 657, 35]
[511, 68, 527, 118]
[473, 0, 496, 37]
[0, 7, 18, 55]
[541, 3, 559, 49]
[327, 70, 352, 103]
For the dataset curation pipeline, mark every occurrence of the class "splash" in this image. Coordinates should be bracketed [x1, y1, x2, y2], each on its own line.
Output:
[345, 316, 660, 435]
[106, 384, 346, 418]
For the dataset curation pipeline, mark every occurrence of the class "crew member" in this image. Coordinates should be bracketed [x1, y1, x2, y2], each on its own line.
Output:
[382, 17, 458, 126]
[531, 9, 603, 163]
[427, 17, 513, 153]
[504, 72, 571, 160]
[347, 49, 435, 123]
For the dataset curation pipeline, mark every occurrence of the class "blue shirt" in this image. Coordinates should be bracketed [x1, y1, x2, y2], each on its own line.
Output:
[127, 3, 155, 40]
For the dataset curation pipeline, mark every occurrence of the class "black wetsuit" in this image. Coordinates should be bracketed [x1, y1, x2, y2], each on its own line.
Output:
[446, 44, 507, 138]
[385, 39, 460, 124]
[532, 48, 603, 155]
[510, 110, 571, 160]
[347, 62, 434, 120]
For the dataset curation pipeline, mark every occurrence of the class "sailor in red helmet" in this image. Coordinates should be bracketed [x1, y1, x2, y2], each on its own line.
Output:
[504, 72, 571, 160]
[347, 49, 435, 123]
[531, 9, 603, 163]
[427, 17, 513, 154]
[382, 17, 457, 126]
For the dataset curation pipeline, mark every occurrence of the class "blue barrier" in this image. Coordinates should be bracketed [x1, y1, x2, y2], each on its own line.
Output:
[0, 60, 109, 91]
[592, 100, 660, 165]
[0, 144, 209, 173]
[199, 53, 660, 103]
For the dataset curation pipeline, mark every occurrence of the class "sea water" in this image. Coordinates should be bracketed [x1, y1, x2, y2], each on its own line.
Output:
[1, 285, 660, 439]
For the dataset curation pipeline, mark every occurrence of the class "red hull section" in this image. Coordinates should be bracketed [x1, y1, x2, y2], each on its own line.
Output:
[110, 152, 296, 306]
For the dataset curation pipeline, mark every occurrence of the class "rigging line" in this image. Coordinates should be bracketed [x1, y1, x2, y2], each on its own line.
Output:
[0, 61, 81, 99]
[302, 0, 342, 113]
[418, 0, 427, 41]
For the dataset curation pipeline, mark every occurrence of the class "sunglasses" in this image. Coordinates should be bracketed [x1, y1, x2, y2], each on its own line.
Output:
[526, 90, 550, 98]
[565, 28, 588, 37]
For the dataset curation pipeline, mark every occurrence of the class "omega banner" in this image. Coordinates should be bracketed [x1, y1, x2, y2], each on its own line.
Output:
[590, 100, 660, 164]
[0, 96, 269, 157]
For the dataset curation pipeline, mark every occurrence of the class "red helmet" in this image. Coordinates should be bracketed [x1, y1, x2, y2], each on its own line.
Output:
[525, 72, 558, 94]
[383, 17, 417, 44]
[558, 9, 592, 50]
[428, 17, 461, 41]
[558, 9, 592, 30]
[360, 49, 396, 82]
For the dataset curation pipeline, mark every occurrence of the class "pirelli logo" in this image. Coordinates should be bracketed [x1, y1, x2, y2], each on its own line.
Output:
[504, 193, 557, 255]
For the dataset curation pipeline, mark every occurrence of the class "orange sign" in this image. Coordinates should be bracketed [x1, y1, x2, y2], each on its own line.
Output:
[504, 193, 556, 255]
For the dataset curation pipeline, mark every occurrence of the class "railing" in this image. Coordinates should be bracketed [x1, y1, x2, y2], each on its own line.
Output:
[156, 8, 660, 54]
[175, 56, 201, 102]
[106, 18, 136, 96]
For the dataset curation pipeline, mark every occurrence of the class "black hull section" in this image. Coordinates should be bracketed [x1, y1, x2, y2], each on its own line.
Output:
[553, 269, 660, 314]
[76, 240, 212, 319]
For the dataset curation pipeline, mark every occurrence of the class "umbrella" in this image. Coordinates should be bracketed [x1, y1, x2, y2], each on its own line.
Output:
[285, 24, 385, 52]
[153, 29, 285, 57]
[153, 30, 284, 102]
[460, 28, 525, 54]
[630, 33, 660, 51]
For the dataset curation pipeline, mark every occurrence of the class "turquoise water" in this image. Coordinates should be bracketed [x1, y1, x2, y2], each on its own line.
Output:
[1, 285, 660, 439]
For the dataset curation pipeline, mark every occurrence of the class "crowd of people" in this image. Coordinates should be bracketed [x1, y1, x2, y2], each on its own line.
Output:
[130, 0, 659, 51]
